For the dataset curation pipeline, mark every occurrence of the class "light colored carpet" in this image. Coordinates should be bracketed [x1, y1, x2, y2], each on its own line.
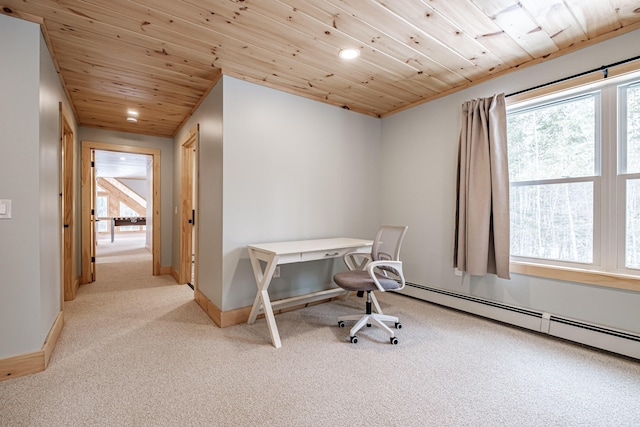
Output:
[1, 238, 640, 426]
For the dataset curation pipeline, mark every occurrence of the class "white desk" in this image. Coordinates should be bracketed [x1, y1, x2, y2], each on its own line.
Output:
[247, 237, 373, 348]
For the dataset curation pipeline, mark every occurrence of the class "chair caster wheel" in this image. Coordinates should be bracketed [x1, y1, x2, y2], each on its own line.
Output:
[338, 321, 345, 328]
[390, 337, 398, 345]
[350, 336, 358, 344]
[395, 322, 402, 329]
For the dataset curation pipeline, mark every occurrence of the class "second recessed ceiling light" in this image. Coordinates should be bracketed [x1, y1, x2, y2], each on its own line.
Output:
[339, 48, 360, 60]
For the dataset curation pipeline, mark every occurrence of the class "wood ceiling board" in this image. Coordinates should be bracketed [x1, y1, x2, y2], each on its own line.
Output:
[133, 0, 414, 104]
[272, 0, 467, 87]
[470, 0, 560, 58]
[517, 0, 588, 50]
[424, 0, 534, 67]
[165, 0, 454, 95]
[1, 0, 639, 137]
[374, 1, 508, 75]
[611, 0, 640, 26]
[564, 0, 623, 37]
[307, 0, 480, 81]
[59, 67, 206, 103]
[63, 78, 201, 108]
[47, 30, 217, 81]
[57, 55, 214, 90]
[72, 94, 191, 119]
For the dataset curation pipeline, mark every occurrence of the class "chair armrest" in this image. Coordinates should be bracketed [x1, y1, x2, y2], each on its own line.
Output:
[367, 260, 405, 292]
[343, 251, 372, 271]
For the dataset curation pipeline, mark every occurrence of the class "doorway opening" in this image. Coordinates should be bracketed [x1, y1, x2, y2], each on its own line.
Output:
[94, 150, 151, 264]
[81, 141, 161, 284]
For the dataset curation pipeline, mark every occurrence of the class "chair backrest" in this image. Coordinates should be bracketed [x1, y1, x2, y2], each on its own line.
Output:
[372, 225, 408, 262]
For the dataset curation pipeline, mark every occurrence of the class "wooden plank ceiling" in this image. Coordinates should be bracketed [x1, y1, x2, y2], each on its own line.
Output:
[2, 0, 640, 137]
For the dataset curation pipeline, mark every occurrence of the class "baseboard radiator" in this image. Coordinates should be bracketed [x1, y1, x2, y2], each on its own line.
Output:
[401, 283, 640, 360]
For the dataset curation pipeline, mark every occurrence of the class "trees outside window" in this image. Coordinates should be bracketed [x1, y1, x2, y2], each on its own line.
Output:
[96, 195, 108, 232]
[507, 77, 640, 274]
[621, 82, 640, 269]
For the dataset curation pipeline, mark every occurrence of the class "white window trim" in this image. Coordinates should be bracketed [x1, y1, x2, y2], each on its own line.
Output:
[507, 67, 640, 291]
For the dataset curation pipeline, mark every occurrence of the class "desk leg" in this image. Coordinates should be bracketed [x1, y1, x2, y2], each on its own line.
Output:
[247, 250, 282, 348]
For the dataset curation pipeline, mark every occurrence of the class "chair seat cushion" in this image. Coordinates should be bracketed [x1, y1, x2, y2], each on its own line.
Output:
[334, 270, 400, 291]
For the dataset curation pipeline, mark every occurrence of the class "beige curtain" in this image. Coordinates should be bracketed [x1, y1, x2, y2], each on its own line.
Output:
[454, 93, 510, 279]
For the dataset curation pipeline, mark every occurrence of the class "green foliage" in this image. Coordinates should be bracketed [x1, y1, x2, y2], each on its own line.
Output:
[625, 84, 640, 173]
[507, 94, 595, 182]
[508, 94, 597, 263]
[508, 82, 640, 267]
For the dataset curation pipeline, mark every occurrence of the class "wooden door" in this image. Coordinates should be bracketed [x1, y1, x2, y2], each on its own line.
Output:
[179, 126, 198, 286]
[90, 149, 97, 281]
[81, 145, 97, 283]
[60, 107, 77, 300]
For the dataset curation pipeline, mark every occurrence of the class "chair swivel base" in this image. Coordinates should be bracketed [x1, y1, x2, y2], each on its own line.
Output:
[338, 313, 402, 344]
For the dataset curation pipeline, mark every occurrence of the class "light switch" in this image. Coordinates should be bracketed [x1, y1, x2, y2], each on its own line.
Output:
[0, 199, 12, 219]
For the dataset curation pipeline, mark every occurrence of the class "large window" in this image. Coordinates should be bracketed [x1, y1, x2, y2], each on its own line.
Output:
[620, 81, 640, 269]
[507, 76, 640, 276]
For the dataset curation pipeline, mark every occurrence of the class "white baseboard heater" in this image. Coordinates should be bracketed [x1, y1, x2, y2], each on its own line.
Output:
[400, 282, 640, 360]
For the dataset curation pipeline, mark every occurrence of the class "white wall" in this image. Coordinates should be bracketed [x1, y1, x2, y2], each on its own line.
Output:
[381, 29, 640, 334]
[221, 76, 382, 311]
[0, 14, 76, 358]
[174, 76, 382, 311]
[118, 178, 148, 200]
[173, 77, 224, 306]
[78, 128, 174, 267]
[38, 31, 68, 341]
[0, 15, 42, 358]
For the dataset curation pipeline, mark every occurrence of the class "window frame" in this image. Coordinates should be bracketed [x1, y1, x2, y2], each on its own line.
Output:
[508, 89, 602, 268]
[506, 68, 640, 292]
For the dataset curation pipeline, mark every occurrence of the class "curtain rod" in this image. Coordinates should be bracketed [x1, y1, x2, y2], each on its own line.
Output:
[505, 54, 640, 98]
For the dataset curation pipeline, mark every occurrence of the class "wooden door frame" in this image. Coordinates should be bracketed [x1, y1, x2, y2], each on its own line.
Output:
[179, 125, 199, 285]
[59, 104, 77, 302]
[81, 141, 161, 283]
[88, 149, 96, 282]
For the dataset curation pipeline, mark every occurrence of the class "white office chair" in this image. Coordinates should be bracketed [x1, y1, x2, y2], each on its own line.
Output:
[334, 225, 408, 344]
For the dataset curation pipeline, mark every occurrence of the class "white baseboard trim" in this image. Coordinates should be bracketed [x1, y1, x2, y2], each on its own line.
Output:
[399, 283, 640, 360]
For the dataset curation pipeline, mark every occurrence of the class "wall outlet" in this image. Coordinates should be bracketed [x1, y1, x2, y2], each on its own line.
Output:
[273, 266, 281, 278]
[454, 268, 463, 277]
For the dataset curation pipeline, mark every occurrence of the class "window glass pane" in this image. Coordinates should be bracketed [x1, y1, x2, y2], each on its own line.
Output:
[626, 179, 640, 269]
[119, 202, 138, 217]
[119, 202, 140, 231]
[96, 196, 108, 232]
[508, 95, 596, 182]
[624, 83, 640, 173]
[510, 182, 593, 263]
[97, 196, 108, 217]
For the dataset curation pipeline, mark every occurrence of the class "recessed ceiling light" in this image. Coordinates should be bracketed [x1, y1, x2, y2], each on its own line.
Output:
[339, 48, 360, 60]
[127, 109, 139, 117]
[126, 117, 138, 123]
[120, 157, 126, 161]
